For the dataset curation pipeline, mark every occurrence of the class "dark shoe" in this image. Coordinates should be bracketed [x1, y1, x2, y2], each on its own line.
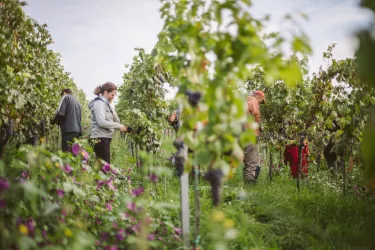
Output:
[255, 166, 261, 180]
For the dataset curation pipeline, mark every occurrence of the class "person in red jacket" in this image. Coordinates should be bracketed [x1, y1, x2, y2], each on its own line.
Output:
[284, 138, 309, 179]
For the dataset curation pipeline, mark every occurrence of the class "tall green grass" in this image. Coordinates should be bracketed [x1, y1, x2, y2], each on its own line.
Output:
[112, 135, 375, 250]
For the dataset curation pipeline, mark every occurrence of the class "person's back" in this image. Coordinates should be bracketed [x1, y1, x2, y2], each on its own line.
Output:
[58, 94, 82, 134]
[52, 89, 82, 152]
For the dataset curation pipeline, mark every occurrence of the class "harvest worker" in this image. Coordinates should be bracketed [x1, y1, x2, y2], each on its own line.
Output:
[243, 90, 265, 184]
[52, 89, 82, 152]
[284, 138, 310, 179]
[167, 108, 180, 133]
[89, 82, 129, 164]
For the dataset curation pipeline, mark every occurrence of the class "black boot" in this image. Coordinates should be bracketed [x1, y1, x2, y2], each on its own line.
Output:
[255, 166, 261, 180]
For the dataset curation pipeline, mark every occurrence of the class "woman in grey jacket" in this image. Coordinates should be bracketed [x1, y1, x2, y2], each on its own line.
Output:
[89, 82, 128, 163]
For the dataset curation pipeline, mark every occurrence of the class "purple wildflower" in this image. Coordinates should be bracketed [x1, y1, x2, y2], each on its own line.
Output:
[126, 202, 136, 211]
[56, 189, 64, 198]
[149, 173, 158, 183]
[112, 168, 117, 175]
[97, 180, 106, 190]
[147, 234, 155, 241]
[19, 171, 30, 183]
[42, 230, 47, 239]
[116, 229, 125, 241]
[105, 246, 118, 250]
[102, 163, 111, 173]
[106, 202, 113, 211]
[0, 177, 9, 193]
[136, 161, 142, 167]
[132, 186, 144, 197]
[97, 178, 117, 190]
[107, 178, 117, 190]
[71, 143, 81, 156]
[81, 149, 89, 162]
[131, 224, 140, 233]
[96, 217, 101, 225]
[26, 217, 36, 236]
[100, 232, 110, 241]
[64, 164, 72, 174]
[174, 228, 182, 235]
[21, 171, 29, 179]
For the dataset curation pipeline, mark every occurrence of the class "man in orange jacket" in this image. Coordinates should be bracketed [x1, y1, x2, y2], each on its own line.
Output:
[243, 90, 265, 184]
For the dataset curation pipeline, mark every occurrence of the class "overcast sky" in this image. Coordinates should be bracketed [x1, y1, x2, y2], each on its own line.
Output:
[23, 0, 372, 100]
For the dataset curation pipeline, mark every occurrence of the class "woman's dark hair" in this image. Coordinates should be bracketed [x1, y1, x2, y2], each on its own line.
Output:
[61, 88, 72, 96]
[94, 82, 117, 96]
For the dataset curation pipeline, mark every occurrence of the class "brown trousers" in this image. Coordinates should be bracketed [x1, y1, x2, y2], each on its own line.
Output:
[243, 144, 260, 182]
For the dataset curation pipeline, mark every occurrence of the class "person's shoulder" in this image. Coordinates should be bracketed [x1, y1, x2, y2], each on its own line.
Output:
[92, 98, 106, 108]
[247, 96, 257, 105]
[247, 96, 255, 101]
[64, 94, 75, 101]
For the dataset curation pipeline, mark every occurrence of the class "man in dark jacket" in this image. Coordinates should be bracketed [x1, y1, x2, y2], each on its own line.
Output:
[52, 89, 82, 152]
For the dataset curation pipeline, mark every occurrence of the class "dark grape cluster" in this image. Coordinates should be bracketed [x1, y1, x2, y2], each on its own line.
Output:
[7, 119, 14, 136]
[173, 153, 185, 177]
[172, 140, 185, 177]
[40, 119, 45, 137]
[173, 140, 184, 151]
[186, 90, 202, 107]
[204, 168, 223, 207]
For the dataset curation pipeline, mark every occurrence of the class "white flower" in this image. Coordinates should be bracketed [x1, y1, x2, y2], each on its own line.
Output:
[225, 229, 238, 240]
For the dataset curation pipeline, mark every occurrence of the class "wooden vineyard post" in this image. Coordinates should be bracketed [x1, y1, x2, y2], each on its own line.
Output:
[58, 129, 61, 151]
[180, 145, 190, 248]
[193, 129, 200, 249]
[135, 144, 139, 167]
[268, 147, 273, 180]
[340, 152, 346, 196]
[297, 136, 305, 192]
[316, 153, 321, 172]
[194, 162, 200, 249]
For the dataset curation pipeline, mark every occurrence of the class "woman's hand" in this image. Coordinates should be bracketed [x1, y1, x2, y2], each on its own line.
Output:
[119, 125, 127, 132]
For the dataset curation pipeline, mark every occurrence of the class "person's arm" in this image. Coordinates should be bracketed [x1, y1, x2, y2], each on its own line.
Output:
[93, 101, 122, 129]
[247, 99, 261, 123]
[52, 96, 67, 125]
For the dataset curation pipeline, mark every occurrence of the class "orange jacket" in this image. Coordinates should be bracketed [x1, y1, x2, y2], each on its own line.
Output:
[247, 96, 261, 135]
[247, 96, 261, 123]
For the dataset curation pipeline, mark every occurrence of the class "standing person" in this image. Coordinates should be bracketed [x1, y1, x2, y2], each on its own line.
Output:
[167, 108, 180, 133]
[89, 82, 128, 164]
[52, 89, 82, 152]
[284, 141, 298, 178]
[243, 90, 265, 184]
[284, 138, 309, 179]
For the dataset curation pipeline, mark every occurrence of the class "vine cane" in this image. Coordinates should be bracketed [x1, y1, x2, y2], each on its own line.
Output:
[268, 147, 273, 181]
[297, 136, 305, 192]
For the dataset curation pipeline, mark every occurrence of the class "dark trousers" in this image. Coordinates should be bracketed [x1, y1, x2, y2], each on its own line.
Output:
[62, 132, 81, 152]
[92, 138, 112, 164]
